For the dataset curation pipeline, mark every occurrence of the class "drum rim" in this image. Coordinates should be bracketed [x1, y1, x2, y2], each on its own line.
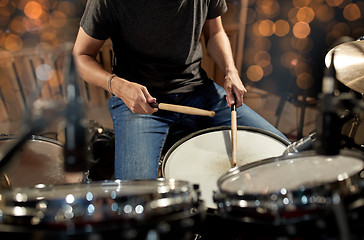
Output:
[0, 134, 62, 147]
[216, 149, 364, 190]
[214, 150, 364, 216]
[0, 179, 203, 227]
[161, 126, 290, 177]
[2, 178, 194, 196]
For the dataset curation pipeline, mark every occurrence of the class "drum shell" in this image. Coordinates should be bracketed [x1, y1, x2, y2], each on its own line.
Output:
[211, 150, 364, 239]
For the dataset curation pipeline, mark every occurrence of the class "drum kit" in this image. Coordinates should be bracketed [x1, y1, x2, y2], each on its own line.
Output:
[0, 39, 364, 240]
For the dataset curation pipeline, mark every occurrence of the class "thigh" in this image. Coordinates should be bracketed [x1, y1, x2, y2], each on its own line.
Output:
[108, 97, 172, 180]
[235, 104, 289, 141]
[180, 83, 290, 142]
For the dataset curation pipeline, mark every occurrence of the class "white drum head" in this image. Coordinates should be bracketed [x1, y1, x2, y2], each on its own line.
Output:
[162, 126, 289, 209]
[219, 154, 364, 195]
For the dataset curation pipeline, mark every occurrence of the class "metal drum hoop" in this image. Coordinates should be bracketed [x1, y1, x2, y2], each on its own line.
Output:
[214, 150, 364, 224]
[0, 134, 62, 147]
[0, 179, 202, 226]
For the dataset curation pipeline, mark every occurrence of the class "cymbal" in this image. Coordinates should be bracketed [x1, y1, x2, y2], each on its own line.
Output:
[325, 40, 364, 94]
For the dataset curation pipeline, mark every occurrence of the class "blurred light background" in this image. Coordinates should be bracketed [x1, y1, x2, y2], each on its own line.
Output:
[0, 0, 363, 140]
[0, 0, 85, 50]
[242, 0, 364, 100]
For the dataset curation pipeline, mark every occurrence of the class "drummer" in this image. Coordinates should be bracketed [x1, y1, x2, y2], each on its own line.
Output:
[73, 0, 289, 180]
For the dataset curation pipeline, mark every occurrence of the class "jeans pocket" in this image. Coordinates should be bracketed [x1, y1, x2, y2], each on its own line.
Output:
[108, 97, 132, 121]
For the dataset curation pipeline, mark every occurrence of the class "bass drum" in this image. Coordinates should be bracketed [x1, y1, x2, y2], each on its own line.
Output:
[212, 150, 364, 239]
[160, 126, 289, 209]
[0, 179, 204, 240]
[0, 135, 80, 188]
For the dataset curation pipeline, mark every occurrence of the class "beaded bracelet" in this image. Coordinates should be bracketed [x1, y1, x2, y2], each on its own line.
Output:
[107, 74, 116, 96]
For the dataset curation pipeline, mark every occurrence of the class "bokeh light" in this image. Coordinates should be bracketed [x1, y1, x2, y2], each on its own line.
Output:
[316, 5, 335, 22]
[293, 21, 311, 39]
[4, 34, 22, 51]
[296, 7, 315, 23]
[258, 20, 275, 37]
[274, 20, 290, 37]
[9, 17, 26, 35]
[326, 0, 344, 7]
[257, 0, 280, 18]
[243, 0, 364, 99]
[0, 0, 363, 112]
[50, 10, 67, 28]
[296, 72, 314, 90]
[254, 50, 271, 67]
[280, 51, 299, 69]
[24, 1, 43, 19]
[35, 64, 54, 81]
[0, 0, 84, 52]
[343, 4, 361, 21]
[247, 65, 264, 82]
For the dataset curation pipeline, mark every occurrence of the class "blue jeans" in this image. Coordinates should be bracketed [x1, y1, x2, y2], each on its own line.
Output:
[108, 82, 289, 180]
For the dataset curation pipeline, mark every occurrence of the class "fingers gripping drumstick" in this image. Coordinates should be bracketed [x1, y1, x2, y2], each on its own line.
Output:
[150, 102, 215, 117]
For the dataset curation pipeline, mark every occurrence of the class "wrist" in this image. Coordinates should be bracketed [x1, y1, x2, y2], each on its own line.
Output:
[107, 74, 117, 96]
[224, 67, 238, 76]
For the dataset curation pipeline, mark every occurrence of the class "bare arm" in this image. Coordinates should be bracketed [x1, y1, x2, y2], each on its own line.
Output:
[72, 27, 157, 114]
[202, 17, 247, 108]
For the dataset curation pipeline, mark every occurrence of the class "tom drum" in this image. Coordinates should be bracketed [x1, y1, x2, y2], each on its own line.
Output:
[161, 126, 289, 209]
[0, 135, 80, 188]
[212, 150, 364, 239]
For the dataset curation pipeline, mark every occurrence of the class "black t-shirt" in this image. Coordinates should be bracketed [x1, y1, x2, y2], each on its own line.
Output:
[80, 0, 227, 96]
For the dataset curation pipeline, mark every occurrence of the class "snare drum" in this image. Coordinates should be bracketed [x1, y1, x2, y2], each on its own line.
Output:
[0, 179, 203, 239]
[212, 150, 364, 239]
[161, 126, 289, 209]
[0, 135, 80, 188]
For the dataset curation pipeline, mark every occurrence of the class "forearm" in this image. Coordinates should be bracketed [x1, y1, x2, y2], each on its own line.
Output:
[72, 27, 156, 114]
[73, 53, 114, 92]
[205, 30, 238, 76]
[73, 51, 156, 114]
[203, 18, 247, 107]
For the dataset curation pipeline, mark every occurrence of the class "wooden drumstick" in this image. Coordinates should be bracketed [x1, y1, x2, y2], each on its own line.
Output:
[231, 103, 237, 167]
[150, 102, 215, 117]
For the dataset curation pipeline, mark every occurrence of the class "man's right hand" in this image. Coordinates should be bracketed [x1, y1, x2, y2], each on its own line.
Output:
[73, 27, 158, 115]
[112, 77, 158, 115]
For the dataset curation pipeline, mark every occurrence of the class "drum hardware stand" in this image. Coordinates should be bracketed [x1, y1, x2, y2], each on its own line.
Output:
[0, 171, 11, 190]
[0, 89, 10, 119]
[63, 53, 88, 173]
[346, 114, 360, 140]
[332, 192, 351, 240]
[283, 91, 364, 154]
[86, 120, 115, 180]
[335, 92, 364, 150]
[337, 109, 363, 152]
[315, 92, 364, 154]
[275, 72, 296, 129]
[283, 131, 317, 154]
[315, 50, 343, 155]
[297, 88, 308, 140]
[81, 170, 91, 183]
